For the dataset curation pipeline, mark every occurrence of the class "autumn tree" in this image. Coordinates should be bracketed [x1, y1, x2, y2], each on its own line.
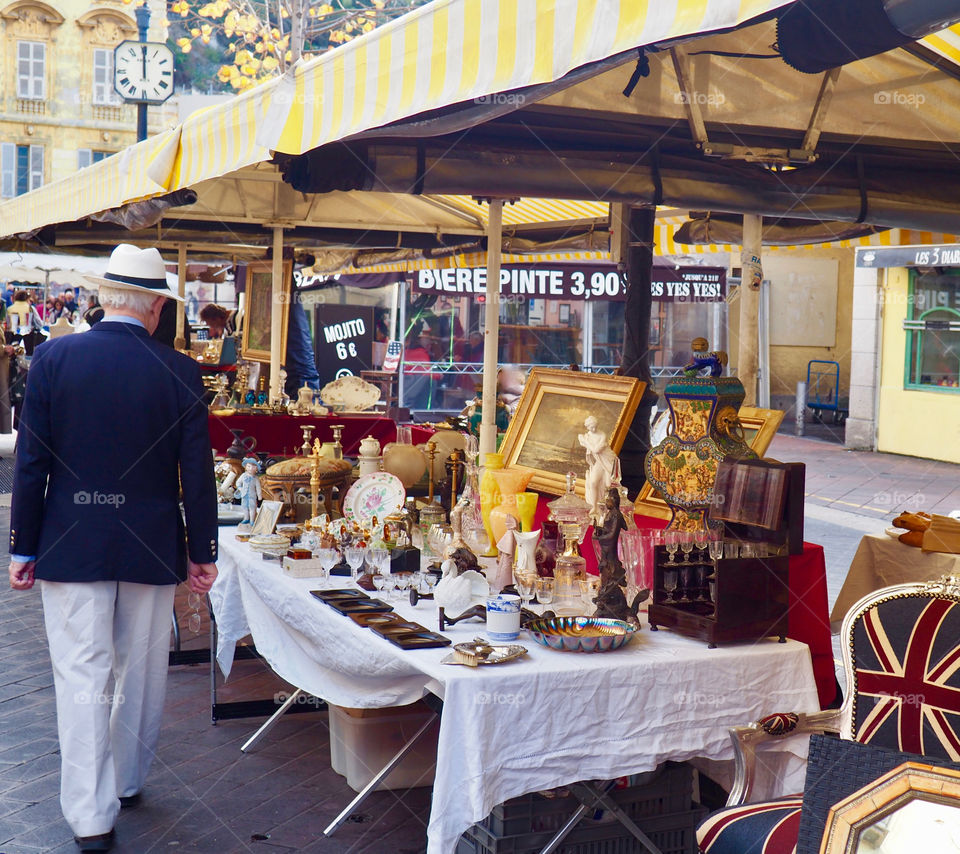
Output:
[156, 0, 429, 91]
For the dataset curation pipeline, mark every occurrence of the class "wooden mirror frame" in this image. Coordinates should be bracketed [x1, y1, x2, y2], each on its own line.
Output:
[820, 761, 960, 854]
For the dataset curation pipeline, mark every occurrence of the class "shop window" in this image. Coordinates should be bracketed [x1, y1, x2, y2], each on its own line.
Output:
[905, 270, 960, 391]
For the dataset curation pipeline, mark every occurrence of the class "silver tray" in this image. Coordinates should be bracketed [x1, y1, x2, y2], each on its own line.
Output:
[442, 638, 528, 666]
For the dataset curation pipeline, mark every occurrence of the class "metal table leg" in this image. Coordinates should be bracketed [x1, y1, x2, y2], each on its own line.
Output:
[537, 781, 664, 854]
[240, 689, 304, 752]
[324, 712, 438, 837]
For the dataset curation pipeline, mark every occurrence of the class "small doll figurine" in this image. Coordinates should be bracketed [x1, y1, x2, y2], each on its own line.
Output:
[235, 456, 262, 524]
[683, 337, 727, 378]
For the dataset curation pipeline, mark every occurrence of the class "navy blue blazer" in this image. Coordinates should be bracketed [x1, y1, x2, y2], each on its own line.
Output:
[11, 321, 218, 584]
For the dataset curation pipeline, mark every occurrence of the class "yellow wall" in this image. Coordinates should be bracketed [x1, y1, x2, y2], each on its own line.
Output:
[877, 267, 960, 463]
[0, 0, 171, 190]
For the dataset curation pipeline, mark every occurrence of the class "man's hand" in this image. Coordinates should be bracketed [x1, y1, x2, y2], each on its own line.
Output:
[9, 560, 36, 590]
[187, 560, 217, 594]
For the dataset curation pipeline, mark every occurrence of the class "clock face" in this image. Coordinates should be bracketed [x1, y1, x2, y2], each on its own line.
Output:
[114, 41, 175, 104]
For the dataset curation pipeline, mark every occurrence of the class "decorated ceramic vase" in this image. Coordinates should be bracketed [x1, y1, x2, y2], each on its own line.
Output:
[643, 376, 755, 532]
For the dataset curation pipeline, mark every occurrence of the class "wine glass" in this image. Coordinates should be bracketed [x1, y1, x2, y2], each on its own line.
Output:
[372, 573, 387, 597]
[395, 573, 411, 599]
[665, 530, 679, 564]
[662, 566, 678, 603]
[514, 572, 536, 610]
[708, 534, 724, 565]
[368, 548, 390, 578]
[316, 548, 339, 586]
[693, 528, 709, 561]
[679, 533, 694, 564]
[462, 525, 490, 557]
[381, 573, 398, 601]
[345, 546, 367, 581]
[423, 572, 438, 596]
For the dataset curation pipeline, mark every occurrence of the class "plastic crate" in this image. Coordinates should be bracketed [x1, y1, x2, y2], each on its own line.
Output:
[327, 701, 439, 792]
[482, 763, 693, 837]
[457, 806, 709, 854]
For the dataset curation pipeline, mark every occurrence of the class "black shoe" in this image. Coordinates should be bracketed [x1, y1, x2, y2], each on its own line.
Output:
[119, 793, 141, 809]
[75, 829, 115, 851]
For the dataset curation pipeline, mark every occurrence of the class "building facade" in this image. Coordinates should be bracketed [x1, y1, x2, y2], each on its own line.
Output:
[1, 0, 169, 198]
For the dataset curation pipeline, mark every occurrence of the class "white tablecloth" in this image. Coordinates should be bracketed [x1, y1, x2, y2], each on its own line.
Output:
[211, 529, 821, 854]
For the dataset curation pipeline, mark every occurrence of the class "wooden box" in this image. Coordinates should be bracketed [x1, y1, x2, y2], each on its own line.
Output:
[647, 546, 789, 648]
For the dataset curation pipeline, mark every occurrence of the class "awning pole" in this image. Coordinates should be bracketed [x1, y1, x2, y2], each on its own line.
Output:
[738, 215, 763, 406]
[479, 199, 503, 458]
[175, 243, 187, 349]
[269, 226, 285, 402]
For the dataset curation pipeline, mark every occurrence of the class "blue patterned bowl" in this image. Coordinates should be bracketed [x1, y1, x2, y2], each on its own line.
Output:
[525, 616, 639, 652]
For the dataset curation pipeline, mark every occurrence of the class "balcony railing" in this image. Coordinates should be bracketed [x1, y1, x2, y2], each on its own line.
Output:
[15, 98, 46, 115]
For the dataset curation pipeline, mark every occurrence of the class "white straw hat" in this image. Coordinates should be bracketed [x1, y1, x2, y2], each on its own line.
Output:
[83, 244, 183, 301]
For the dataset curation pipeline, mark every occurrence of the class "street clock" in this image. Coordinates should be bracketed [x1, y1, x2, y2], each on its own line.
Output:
[113, 40, 175, 105]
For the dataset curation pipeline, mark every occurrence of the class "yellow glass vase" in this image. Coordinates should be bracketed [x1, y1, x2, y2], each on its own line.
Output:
[489, 467, 535, 546]
[515, 491, 539, 533]
[479, 452, 504, 557]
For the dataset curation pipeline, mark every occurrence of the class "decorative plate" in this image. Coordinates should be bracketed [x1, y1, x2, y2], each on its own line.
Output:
[320, 375, 381, 412]
[343, 472, 405, 525]
[525, 616, 640, 653]
[217, 505, 245, 526]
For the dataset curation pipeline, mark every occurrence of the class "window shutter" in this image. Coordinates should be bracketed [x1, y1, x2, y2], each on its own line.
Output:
[78, 149, 92, 170]
[29, 145, 43, 191]
[1, 144, 15, 198]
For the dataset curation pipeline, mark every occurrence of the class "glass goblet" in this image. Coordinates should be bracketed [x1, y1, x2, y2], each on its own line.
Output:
[395, 573, 411, 598]
[372, 573, 387, 596]
[316, 548, 339, 585]
[708, 535, 724, 563]
[693, 528, 709, 561]
[665, 530, 679, 564]
[679, 533, 694, 564]
[423, 572, 438, 595]
[345, 546, 367, 581]
[514, 572, 536, 610]
[368, 548, 390, 578]
[662, 567, 678, 603]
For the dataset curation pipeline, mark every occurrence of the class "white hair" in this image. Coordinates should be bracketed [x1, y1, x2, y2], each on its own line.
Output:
[97, 285, 163, 315]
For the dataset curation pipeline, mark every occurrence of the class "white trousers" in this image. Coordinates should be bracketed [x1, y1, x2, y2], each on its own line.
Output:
[41, 580, 176, 837]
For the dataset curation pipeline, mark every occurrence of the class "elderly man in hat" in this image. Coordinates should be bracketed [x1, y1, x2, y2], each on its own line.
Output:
[8, 244, 218, 852]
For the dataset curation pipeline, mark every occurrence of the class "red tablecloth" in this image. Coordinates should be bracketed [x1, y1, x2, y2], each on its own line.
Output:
[208, 413, 433, 458]
[531, 499, 836, 709]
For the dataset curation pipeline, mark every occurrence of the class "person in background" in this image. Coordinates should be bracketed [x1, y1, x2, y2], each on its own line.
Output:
[199, 303, 236, 339]
[3, 283, 16, 306]
[283, 299, 320, 398]
[61, 288, 79, 317]
[8, 243, 217, 852]
[83, 294, 104, 327]
[151, 300, 192, 350]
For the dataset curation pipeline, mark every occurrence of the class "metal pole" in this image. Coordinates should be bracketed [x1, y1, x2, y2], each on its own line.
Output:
[269, 226, 285, 402]
[796, 381, 807, 436]
[479, 199, 503, 458]
[135, 4, 150, 143]
[175, 243, 187, 350]
[738, 215, 763, 406]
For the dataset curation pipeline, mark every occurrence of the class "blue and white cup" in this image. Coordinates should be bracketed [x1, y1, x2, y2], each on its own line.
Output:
[486, 593, 522, 642]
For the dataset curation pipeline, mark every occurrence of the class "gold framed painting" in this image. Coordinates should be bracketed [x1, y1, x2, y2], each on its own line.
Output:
[241, 260, 292, 363]
[499, 368, 646, 498]
[634, 405, 785, 519]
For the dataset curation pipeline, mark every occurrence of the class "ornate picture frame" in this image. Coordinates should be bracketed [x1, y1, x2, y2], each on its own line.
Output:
[634, 405, 785, 519]
[241, 260, 292, 363]
[499, 368, 646, 498]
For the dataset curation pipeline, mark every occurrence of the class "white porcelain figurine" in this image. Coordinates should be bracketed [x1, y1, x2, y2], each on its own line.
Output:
[235, 456, 263, 524]
[578, 415, 621, 522]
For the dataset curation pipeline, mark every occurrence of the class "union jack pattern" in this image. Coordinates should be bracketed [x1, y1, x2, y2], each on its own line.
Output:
[852, 595, 960, 760]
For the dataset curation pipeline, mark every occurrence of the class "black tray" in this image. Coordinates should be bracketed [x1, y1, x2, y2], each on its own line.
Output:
[384, 630, 452, 649]
[310, 588, 369, 601]
[326, 598, 394, 615]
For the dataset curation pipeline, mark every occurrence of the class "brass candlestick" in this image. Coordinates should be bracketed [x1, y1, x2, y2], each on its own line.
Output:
[310, 438, 322, 519]
[300, 425, 315, 457]
[425, 441, 437, 504]
[330, 424, 344, 460]
[448, 449, 462, 508]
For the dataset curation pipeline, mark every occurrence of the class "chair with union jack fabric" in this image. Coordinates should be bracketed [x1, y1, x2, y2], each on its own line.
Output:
[696, 576, 960, 854]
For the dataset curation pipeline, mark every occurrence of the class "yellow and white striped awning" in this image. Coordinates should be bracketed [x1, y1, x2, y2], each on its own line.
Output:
[262, 0, 795, 156]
